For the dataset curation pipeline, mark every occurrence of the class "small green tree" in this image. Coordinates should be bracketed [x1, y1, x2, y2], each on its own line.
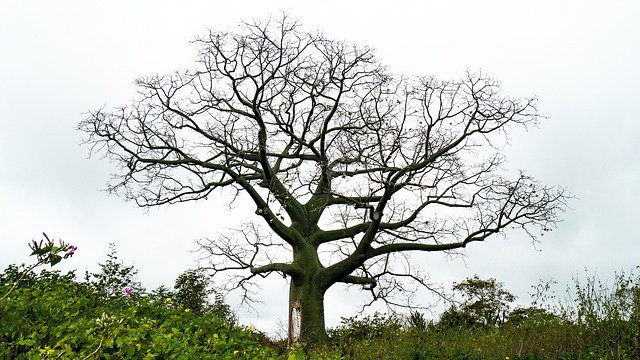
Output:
[84, 243, 143, 297]
[406, 310, 429, 330]
[149, 285, 174, 302]
[443, 275, 516, 327]
[174, 269, 209, 314]
[172, 269, 236, 323]
[438, 306, 478, 328]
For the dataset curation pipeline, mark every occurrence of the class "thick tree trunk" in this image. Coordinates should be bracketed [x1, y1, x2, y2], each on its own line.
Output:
[288, 277, 327, 346]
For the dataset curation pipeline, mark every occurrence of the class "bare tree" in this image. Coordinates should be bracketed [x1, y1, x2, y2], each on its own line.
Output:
[79, 15, 568, 344]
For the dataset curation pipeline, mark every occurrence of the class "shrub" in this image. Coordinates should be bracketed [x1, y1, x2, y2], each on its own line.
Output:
[84, 243, 144, 298]
[450, 275, 516, 327]
[329, 312, 403, 341]
[0, 267, 275, 359]
[507, 306, 560, 327]
[407, 310, 429, 330]
[0, 244, 271, 359]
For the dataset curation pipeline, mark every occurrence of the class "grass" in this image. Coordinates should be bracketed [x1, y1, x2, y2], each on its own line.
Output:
[299, 269, 640, 360]
[298, 318, 632, 359]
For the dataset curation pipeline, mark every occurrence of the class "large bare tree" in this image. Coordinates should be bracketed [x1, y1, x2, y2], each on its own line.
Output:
[80, 16, 568, 344]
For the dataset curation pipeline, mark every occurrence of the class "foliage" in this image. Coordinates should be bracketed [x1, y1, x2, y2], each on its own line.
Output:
[439, 305, 480, 329]
[329, 313, 403, 342]
[507, 306, 560, 327]
[209, 292, 238, 326]
[173, 269, 209, 314]
[84, 243, 144, 298]
[1, 233, 76, 301]
[3, 247, 640, 359]
[172, 268, 237, 323]
[538, 268, 640, 359]
[325, 313, 404, 359]
[407, 310, 429, 330]
[27, 232, 77, 267]
[0, 266, 274, 359]
[148, 284, 173, 303]
[309, 272, 640, 359]
[443, 276, 516, 327]
[318, 311, 582, 359]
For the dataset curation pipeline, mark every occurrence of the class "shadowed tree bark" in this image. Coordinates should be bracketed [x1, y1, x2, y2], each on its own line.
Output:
[79, 15, 568, 344]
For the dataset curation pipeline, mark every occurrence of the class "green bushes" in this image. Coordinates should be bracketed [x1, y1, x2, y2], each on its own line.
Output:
[0, 266, 276, 359]
[0, 239, 274, 359]
[2, 236, 638, 359]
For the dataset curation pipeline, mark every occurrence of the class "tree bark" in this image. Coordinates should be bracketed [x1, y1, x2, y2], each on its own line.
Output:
[288, 275, 327, 345]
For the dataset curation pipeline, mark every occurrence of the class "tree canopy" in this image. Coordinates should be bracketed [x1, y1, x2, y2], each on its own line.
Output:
[80, 15, 568, 343]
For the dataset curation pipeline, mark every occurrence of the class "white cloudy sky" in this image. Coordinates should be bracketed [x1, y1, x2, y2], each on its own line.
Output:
[1, 0, 639, 336]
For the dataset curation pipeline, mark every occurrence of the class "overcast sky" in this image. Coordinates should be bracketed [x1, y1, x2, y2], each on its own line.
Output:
[1, 0, 639, 336]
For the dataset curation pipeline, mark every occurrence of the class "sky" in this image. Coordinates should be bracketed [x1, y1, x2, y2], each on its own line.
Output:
[1, 0, 639, 337]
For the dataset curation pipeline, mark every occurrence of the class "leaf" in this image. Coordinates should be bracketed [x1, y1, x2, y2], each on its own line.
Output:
[17, 338, 36, 346]
[49, 255, 62, 266]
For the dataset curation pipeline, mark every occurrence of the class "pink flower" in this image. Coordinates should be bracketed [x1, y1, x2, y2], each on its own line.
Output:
[123, 287, 133, 297]
[65, 245, 77, 258]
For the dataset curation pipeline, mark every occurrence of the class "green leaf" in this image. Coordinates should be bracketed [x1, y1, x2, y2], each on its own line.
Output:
[49, 255, 62, 266]
[17, 338, 36, 346]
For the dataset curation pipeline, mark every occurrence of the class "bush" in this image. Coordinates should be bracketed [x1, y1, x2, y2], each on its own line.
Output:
[407, 310, 429, 330]
[171, 269, 236, 324]
[0, 267, 275, 359]
[329, 312, 403, 341]
[84, 243, 144, 298]
[0, 244, 271, 359]
[4, 237, 639, 359]
[438, 306, 479, 329]
[448, 276, 516, 327]
[507, 306, 560, 327]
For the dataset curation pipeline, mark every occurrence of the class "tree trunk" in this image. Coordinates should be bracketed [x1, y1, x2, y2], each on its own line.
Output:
[288, 277, 327, 346]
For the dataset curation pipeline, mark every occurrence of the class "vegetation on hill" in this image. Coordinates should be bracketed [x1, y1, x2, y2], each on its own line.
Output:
[1, 236, 638, 359]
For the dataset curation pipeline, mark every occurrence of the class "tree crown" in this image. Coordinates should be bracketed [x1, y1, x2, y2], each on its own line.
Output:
[80, 15, 568, 311]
